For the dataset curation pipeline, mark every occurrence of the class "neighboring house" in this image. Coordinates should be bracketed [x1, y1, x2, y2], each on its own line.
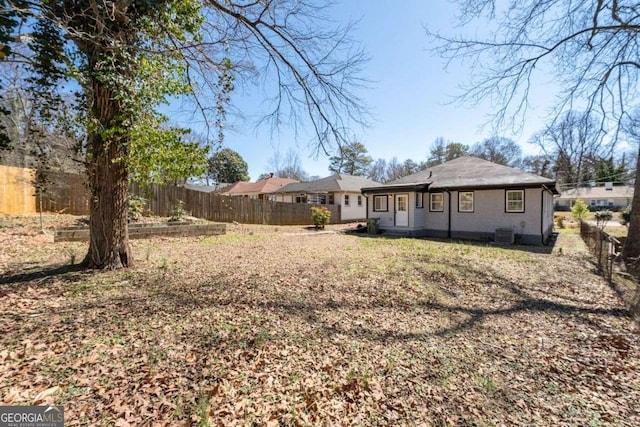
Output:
[273, 174, 380, 221]
[216, 176, 299, 199]
[361, 156, 558, 245]
[555, 184, 633, 210]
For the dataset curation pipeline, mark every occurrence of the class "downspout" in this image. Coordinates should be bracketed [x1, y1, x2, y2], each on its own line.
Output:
[540, 188, 544, 244]
[541, 185, 552, 244]
[446, 189, 452, 238]
[365, 192, 369, 220]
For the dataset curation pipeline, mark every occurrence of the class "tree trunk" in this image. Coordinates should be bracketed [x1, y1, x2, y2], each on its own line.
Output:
[622, 146, 640, 264]
[81, 69, 133, 269]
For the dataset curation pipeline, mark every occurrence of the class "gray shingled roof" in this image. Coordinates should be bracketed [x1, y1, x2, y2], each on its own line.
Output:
[363, 156, 556, 192]
[274, 174, 380, 193]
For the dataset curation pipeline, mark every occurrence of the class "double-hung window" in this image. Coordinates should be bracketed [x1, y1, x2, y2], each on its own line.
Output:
[458, 192, 474, 212]
[429, 193, 444, 212]
[373, 195, 388, 211]
[505, 190, 524, 213]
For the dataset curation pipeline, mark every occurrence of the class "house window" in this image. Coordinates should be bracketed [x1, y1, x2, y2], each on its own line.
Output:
[416, 193, 424, 208]
[328, 193, 334, 205]
[506, 190, 524, 213]
[429, 193, 443, 212]
[373, 195, 388, 212]
[295, 195, 307, 203]
[458, 192, 474, 212]
[357, 195, 363, 207]
[344, 194, 350, 206]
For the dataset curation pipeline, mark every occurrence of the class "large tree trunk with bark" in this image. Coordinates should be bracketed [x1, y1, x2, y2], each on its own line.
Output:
[82, 63, 133, 269]
[622, 147, 640, 266]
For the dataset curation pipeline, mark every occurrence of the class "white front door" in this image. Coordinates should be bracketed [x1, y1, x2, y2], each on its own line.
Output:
[395, 194, 409, 226]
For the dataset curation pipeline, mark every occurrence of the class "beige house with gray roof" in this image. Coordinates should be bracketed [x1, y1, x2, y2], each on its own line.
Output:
[361, 156, 558, 245]
[273, 174, 380, 221]
[555, 185, 633, 210]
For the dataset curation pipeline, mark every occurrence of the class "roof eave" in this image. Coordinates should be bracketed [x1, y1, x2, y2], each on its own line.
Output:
[430, 182, 557, 192]
[361, 183, 430, 194]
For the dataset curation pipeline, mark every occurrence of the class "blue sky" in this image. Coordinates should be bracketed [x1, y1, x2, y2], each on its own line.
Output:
[194, 1, 557, 180]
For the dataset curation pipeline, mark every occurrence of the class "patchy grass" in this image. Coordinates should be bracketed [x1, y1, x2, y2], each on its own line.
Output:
[603, 225, 628, 239]
[1, 215, 639, 426]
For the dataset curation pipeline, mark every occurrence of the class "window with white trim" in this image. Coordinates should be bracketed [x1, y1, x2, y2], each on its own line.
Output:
[357, 195, 363, 207]
[344, 194, 350, 206]
[429, 193, 444, 212]
[373, 195, 388, 211]
[458, 192, 474, 212]
[506, 190, 524, 213]
[416, 192, 424, 208]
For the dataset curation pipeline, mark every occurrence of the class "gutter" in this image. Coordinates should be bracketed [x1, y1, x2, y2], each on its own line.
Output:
[543, 182, 560, 195]
[361, 183, 430, 195]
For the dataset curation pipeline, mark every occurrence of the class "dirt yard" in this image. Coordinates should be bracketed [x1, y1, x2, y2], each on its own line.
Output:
[1, 214, 639, 426]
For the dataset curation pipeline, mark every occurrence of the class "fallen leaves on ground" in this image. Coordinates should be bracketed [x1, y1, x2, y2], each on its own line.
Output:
[1, 214, 639, 426]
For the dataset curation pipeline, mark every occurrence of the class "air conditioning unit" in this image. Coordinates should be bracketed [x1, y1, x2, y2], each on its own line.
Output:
[495, 228, 515, 245]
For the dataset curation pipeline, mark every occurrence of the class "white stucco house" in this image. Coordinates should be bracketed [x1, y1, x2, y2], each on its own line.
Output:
[273, 174, 380, 221]
[361, 156, 558, 245]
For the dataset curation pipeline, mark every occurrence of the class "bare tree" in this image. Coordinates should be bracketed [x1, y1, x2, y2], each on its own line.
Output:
[521, 154, 553, 178]
[0, 63, 83, 173]
[471, 136, 522, 167]
[427, 1, 640, 133]
[266, 148, 309, 181]
[367, 158, 387, 183]
[529, 111, 611, 186]
[428, 0, 640, 260]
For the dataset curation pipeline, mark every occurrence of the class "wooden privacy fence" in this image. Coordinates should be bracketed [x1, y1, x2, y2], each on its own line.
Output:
[0, 165, 36, 214]
[38, 171, 90, 215]
[580, 221, 623, 282]
[2, 166, 341, 226]
[132, 183, 341, 225]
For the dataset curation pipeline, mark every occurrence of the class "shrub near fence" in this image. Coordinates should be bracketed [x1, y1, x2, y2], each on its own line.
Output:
[580, 221, 623, 282]
[132, 183, 341, 226]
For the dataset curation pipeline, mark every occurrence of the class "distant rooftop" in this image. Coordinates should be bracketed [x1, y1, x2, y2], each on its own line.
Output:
[557, 185, 633, 200]
[218, 176, 299, 195]
[274, 174, 380, 193]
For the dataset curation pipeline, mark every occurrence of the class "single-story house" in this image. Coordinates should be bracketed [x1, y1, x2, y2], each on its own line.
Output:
[273, 174, 380, 221]
[361, 156, 558, 245]
[555, 184, 633, 210]
[216, 176, 299, 200]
